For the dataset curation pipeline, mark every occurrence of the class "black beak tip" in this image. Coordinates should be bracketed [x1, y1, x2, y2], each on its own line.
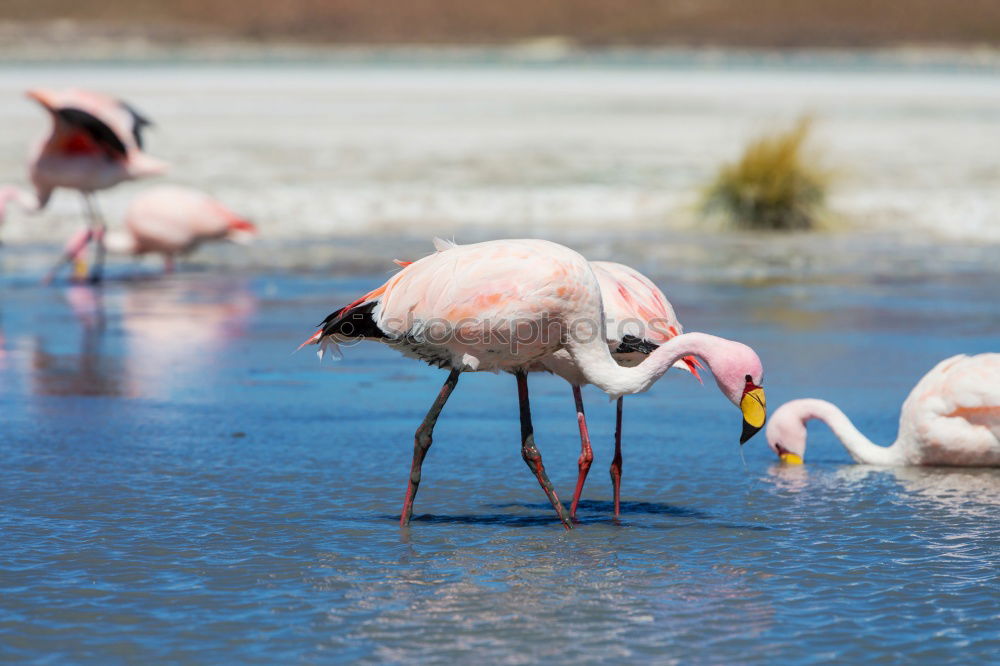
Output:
[740, 420, 762, 445]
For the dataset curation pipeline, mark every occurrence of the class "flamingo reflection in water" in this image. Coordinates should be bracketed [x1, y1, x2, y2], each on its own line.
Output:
[25, 280, 256, 400]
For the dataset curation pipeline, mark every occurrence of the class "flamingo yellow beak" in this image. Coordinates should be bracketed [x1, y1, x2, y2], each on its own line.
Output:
[72, 258, 89, 281]
[740, 386, 766, 444]
[774, 443, 804, 465]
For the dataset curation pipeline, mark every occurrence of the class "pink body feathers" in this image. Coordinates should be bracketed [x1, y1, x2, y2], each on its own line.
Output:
[120, 185, 257, 258]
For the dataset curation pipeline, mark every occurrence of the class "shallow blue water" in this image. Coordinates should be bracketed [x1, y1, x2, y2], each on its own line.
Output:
[1, 268, 998, 663]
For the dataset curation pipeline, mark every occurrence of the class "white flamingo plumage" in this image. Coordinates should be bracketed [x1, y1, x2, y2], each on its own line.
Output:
[766, 353, 1000, 467]
[0, 88, 167, 282]
[303, 238, 767, 528]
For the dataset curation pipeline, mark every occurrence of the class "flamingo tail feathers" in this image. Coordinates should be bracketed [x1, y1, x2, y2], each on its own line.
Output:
[432, 237, 456, 252]
[297, 329, 324, 352]
[299, 287, 388, 360]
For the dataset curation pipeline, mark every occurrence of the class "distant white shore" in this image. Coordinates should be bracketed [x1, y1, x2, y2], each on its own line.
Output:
[1, 21, 999, 69]
[1, 55, 997, 280]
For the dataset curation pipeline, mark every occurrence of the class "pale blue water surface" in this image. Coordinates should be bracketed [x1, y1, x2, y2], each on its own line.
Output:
[1, 55, 999, 663]
[1, 261, 998, 663]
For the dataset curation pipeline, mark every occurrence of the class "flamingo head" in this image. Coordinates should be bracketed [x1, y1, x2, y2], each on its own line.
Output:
[707, 339, 766, 444]
[765, 401, 807, 464]
[225, 217, 258, 245]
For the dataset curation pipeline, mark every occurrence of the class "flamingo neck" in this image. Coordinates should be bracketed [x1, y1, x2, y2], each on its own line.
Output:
[569, 332, 733, 399]
[794, 399, 904, 465]
[0, 186, 40, 222]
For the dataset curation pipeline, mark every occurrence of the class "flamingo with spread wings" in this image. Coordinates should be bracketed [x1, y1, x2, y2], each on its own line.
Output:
[0, 88, 167, 282]
[303, 238, 767, 528]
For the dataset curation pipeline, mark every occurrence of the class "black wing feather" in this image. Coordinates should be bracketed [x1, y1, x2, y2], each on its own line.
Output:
[56, 107, 127, 158]
[319, 302, 386, 340]
[119, 101, 152, 149]
[614, 334, 659, 355]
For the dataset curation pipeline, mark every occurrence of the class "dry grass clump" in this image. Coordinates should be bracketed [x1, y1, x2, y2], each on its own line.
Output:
[702, 118, 829, 231]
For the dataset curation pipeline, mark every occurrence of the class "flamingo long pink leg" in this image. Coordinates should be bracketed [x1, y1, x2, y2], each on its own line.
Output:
[400, 368, 461, 527]
[83, 194, 107, 284]
[515, 371, 572, 529]
[568, 384, 593, 520]
[610, 396, 624, 518]
[43, 228, 92, 285]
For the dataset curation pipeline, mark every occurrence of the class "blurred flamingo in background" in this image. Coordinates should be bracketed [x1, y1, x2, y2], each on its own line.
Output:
[303, 238, 767, 528]
[49, 185, 257, 281]
[539, 261, 702, 520]
[766, 354, 1000, 466]
[0, 88, 167, 282]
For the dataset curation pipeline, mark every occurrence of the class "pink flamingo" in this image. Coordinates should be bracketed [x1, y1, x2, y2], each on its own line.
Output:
[302, 239, 767, 528]
[539, 261, 703, 520]
[384, 253, 702, 518]
[51, 185, 257, 280]
[385, 255, 702, 519]
[767, 354, 1000, 466]
[0, 88, 167, 282]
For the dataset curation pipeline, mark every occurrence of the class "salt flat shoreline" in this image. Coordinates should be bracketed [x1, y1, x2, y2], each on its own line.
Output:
[1, 56, 997, 281]
[2, 229, 999, 286]
[1, 29, 998, 71]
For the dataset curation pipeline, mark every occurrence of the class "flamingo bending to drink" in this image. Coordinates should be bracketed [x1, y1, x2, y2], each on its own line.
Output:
[51, 185, 257, 280]
[303, 238, 767, 528]
[767, 354, 1000, 467]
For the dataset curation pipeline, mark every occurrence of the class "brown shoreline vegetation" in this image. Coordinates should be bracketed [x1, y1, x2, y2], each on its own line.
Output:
[2, 0, 1000, 48]
[702, 118, 830, 232]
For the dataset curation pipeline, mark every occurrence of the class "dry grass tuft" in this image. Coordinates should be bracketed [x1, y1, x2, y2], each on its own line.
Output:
[702, 117, 830, 231]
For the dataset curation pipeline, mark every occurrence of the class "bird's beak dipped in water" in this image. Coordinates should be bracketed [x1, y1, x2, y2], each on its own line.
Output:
[740, 375, 767, 444]
[776, 446, 804, 465]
